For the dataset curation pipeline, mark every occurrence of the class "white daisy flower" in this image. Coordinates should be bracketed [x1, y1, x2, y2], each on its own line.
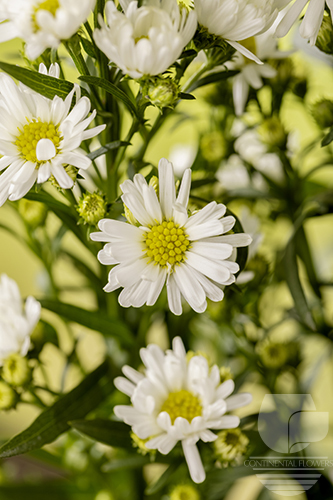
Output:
[114, 336, 252, 483]
[90, 158, 252, 315]
[0, 274, 40, 366]
[194, 0, 290, 63]
[0, 72, 105, 206]
[276, 0, 332, 45]
[0, 0, 96, 60]
[93, 0, 197, 79]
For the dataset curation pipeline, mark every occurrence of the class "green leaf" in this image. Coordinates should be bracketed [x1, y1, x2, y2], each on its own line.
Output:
[283, 238, 316, 331]
[88, 141, 131, 161]
[0, 361, 114, 459]
[0, 61, 89, 101]
[79, 35, 97, 59]
[321, 126, 333, 147]
[79, 75, 139, 117]
[187, 70, 238, 93]
[145, 460, 182, 495]
[226, 208, 248, 274]
[179, 92, 196, 100]
[70, 418, 133, 449]
[40, 299, 134, 347]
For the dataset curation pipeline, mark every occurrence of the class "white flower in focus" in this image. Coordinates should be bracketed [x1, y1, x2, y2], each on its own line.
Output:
[0, 274, 40, 365]
[0, 72, 105, 206]
[276, 0, 332, 45]
[90, 159, 252, 315]
[194, 0, 290, 63]
[114, 337, 252, 483]
[229, 33, 291, 116]
[93, 0, 197, 79]
[0, 0, 96, 60]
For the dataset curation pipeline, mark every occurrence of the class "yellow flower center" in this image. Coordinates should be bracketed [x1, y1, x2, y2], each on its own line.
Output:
[144, 220, 190, 268]
[160, 390, 202, 424]
[32, 0, 60, 31]
[15, 119, 62, 164]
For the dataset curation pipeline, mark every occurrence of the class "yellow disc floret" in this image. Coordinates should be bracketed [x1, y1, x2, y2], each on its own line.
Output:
[144, 220, 190, 268]
[15, 119, 62, 164]
[32, 0, 60, 32]
[160, 390, 202, 424]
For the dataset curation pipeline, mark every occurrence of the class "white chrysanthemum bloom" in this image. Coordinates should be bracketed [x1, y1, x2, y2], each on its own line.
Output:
[114, 337, 252, 483]
[227, 33, 285, 116]
[0, 0, 96, 60]
[0, 72, 105, 206]
[0, 274, 40, 366]
[276, 0, 332, 45]
[90, 159, 252, 315]
[194, 0, 291, 63]
[93, 0, 197, 79]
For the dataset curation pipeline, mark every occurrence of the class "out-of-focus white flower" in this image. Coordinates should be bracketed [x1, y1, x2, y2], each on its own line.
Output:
[114, 337, 252, 483]
[93, 0, 197, 79]
[234, 129, 266, 164]
[256, 153, 284, 184]
[229, 32, 292, 115]
[169, 144, 197, 177]
[276, 0, 332, 45]
[0, 72, 105, 206]
[91, 158, 252, 315]
[194, 0, 291, 63]
[216, 154, 251, 190]
[0, 274, 40, 365]
[0, 0, 96, 60]
[239, 207, 263, 260]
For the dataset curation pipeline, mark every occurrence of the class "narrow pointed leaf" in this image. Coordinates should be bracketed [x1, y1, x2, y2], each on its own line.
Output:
[88, 141, 131, 161]
[0, 361, 114, 459]
[0, 61, 89, 100]
[70, 419, 133, 449]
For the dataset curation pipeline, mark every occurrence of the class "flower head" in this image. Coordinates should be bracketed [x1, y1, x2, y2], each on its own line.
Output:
[194, 0, 286, 63]
[91, 158, 252, 315]
[0, 0, 96, 60]
[214, 428, 249, 463]
[170, 483, 201, 500]
[114, 337, 252, 483]
[93, 0, 197, 79]
[0, 70, 105, 206]
[0, 275, 40, 366]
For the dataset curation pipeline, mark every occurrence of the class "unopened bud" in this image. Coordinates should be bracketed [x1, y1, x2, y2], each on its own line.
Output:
[18, 199, 48, 229]
[258, 116, 287, 148]
[170, 484, 200, 500]
[2, 354, 32, 387]
[50, 165, 78, 189]
[220, 366, 233, 383]
[312, 99, 333, 129]
[214, 428, 249, 463]
[0, 381, 17, 410]
[144, 77, 179, 109]
[77, 192, 107, 226]
[316, 13, 333, 55]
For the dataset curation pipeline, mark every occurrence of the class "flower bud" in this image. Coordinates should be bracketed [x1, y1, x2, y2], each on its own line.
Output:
[2, 353, 32, 387]
[200, 131, 227, 162]
[269, 58, 294, 89]
[220, 366, 233, 383]
[316, 13, 333, 55]
[170, 484, 201, 500]
[77, 192, 107, 226]
[258, 116, 287, 148]
[0, 381, 18, 411]
[149, 175, 159, 195]
[18, 199, 48, 229]
[144, 77, 179, 109]
[256, 339, 289, 369]
[312, 99, 333, 129]
[214, 428, 249, 464]
[131, 432, 156, 457]
[124, 205, 138, 226]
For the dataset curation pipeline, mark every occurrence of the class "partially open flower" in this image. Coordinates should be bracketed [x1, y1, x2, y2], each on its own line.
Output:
[93, 0, 197, 78]
[114, 337, 252, 483]
[0, 275, 40, 366]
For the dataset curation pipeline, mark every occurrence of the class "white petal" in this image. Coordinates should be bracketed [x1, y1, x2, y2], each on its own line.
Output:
[226, 392, 252, 411]
[186, 252, 230, 283]
[167, 274, 183, 316]
[216, 379, 235, 400]
[176, 168, 191, 208]
[158, 158, 176, 219]
[114, 376, 136, 397]
[182, 441, 206, 484]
